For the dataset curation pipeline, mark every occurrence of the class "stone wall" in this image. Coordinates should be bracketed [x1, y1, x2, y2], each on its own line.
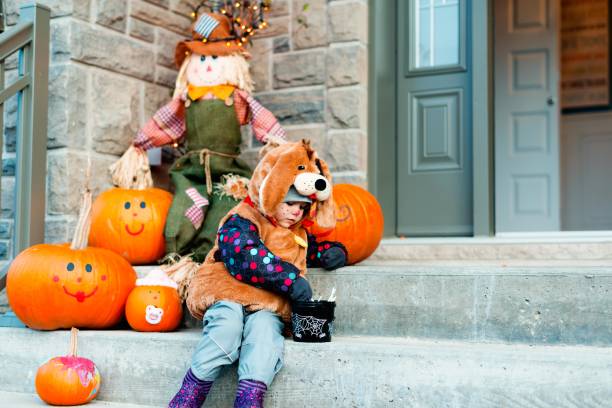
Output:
[0, 0, 368, 256]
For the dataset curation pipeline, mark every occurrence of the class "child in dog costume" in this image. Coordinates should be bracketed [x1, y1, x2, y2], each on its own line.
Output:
[169, 141, 347, 408]
[111, 12, 286, 262]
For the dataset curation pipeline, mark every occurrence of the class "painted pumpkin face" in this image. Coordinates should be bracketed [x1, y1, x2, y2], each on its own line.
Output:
[125, 286, 182, 332]
[36, 355, 101, 405]
[89, 188, 172, 265]
[6, 244, 136, 330]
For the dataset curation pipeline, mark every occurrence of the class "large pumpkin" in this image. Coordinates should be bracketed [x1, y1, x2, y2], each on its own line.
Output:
[36, 328, 101, 406]
[7, 185, 136, 330]
[89, 187, 172, 265]
[125, 269, 182, 332]
[308, 184, 384, 264]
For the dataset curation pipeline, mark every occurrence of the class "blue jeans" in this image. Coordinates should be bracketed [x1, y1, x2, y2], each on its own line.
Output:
[190, 301, 284, 387]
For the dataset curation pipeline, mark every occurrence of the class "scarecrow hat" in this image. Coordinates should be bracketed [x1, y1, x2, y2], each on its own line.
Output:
[175, 12, 246, 67]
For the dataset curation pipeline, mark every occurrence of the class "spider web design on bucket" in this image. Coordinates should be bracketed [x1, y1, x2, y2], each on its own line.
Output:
[292, 313, 331, 339]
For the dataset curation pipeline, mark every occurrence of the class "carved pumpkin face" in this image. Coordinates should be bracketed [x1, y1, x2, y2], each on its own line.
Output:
[6, 244, 136, 330]
[125, 270, 182, 332]
[89, 188, 172, 265]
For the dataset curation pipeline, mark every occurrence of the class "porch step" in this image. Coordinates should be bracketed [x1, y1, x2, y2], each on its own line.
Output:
[0, 391, 157, 408]
[137, 264, 612, 346]
[1, 328, 611, 407]
[371, 237, 612, 262]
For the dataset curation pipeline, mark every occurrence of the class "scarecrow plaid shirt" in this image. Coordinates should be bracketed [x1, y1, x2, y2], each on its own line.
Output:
[134, 88, 286, 150]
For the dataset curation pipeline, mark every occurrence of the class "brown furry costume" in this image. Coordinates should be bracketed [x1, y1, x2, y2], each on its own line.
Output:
[186, 140, 335, 322]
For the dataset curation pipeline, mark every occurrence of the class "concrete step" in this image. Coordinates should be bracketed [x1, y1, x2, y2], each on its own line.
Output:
[0, 391, 156, 408]
[1, 328, 611, 407]
[136, 264, 612, 346]
[371, 237, 612, 262]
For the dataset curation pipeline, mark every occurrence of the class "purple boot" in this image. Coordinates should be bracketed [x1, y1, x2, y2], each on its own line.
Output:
[168, 368, 213, 408]
[233, 379, 267, 408]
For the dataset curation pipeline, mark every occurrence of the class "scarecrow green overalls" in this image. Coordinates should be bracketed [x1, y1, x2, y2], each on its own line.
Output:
[164, 93, 251, 262]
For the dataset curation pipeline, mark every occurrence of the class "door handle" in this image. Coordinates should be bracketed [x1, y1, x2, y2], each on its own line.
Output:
[547, 97, 556, 106]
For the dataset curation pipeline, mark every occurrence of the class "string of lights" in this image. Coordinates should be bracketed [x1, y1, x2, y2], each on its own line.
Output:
[190, 1, 273, 47]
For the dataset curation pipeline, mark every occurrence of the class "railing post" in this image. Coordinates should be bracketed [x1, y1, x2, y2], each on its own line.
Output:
[13, 2, 49, 254]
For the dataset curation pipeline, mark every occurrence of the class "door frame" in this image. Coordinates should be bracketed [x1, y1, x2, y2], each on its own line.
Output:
[368, 0, 494, 237]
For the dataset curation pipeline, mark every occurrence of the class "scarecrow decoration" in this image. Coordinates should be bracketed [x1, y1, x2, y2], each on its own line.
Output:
[110, 0, 284, 264]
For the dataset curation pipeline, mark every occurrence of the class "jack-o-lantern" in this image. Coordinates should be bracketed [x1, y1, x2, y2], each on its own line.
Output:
[125, 269, 182, 332]
[308, 184, 384, 265]
[89, 187, 172, 265]
[35, 328, 101, 406]
[7, 184, 136, 330]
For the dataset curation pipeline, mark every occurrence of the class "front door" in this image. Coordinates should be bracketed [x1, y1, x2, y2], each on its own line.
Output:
[397, 0, 473, 236]
[494, 0, 561, 232]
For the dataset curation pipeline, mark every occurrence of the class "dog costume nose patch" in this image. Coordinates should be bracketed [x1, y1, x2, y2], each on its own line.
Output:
[315, 179, 327, 191]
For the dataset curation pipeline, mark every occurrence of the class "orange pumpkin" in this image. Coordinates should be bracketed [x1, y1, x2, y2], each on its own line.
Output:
[125, 269, 182, 332]
[35, 328, 101, 406]
[89, 187, 172, 265]
[7, 185, 136, 330]
[308, 184, 384, 264]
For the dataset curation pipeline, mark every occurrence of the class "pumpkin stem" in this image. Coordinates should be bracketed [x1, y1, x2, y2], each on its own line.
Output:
[109, 145, 154, 190]
[71, 159, 93, 250]
[69, 327, 79, 357]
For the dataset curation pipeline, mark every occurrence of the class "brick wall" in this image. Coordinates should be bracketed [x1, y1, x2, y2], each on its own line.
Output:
[1, 0, 368, 254]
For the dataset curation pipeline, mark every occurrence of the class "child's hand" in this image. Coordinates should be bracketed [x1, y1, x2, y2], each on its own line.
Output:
[290, 277, 313, 302]
[321, 246, 347, 270]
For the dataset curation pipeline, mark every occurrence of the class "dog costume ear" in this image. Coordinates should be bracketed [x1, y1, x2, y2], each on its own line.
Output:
[313, 155, 336, 230]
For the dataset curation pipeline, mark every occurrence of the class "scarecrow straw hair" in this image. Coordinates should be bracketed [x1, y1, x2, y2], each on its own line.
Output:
[109, 145, 154, 190]
[174, 53, 254, 98]
[162, 254, 201, 301]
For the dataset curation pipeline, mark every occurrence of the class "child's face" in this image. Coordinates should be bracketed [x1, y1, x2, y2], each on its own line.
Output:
[274, 202, 309, 228]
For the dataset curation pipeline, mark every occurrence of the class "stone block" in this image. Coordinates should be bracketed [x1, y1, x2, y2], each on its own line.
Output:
[91, 72, 140, 156]
[268, 0, 289, 17]
[155, 65, 178, 88]
[273, 36, 290, 53]
[273, 50, 325, 88]
[2, 157, 15, 177]
[250, 39, 272, 92]
[144, 0, 170, 8]
[327, 44, 366, 86]
[169, 0, 199, 16]
[47, 150, 115, 215]
[328, 1, 367, 43]
[95, 0, 127, 32]
[292, 0, 327, 49]
[325, 130, 366, 171]
[50, 19, 71, 63]
[331, 171, 367, 187]
[131, 0, 191, 35]
[4, 84, 18, 153]
[6, 0, 91, 23]
[326, 86, 366, 129]
[45, 215, 77, 243]
[144, 83, 173, 122]
[239, 148, 259, 170]
[130, 18, 155, 42]
[156, 28, 184, 68]
[71, 21, 155, 81]
[285, 125, 326, 152]
[0, 241, 9, 260]
[1, 177, 14, 218]
[47, 63, 88, 150]
[253, 16, 289, 39]
[0, 219, 12, 240]
[256, 88, 325, 125]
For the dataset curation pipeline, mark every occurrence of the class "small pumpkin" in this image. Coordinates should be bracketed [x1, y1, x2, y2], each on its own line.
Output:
[35, 328, 101, 406]
[125, 269, 183, 332]
[89, 187, 172, 265]
[7, 181, 136, 330]
[308, 184, 384, 264]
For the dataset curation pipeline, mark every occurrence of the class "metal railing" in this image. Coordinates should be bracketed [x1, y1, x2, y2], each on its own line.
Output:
[0, 2, 50, 292]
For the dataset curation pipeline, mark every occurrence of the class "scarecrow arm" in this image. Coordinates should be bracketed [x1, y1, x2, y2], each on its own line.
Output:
[133, 98, 186, 150]
[235, 89, 286, 143]
[306, 234, 348, 270]
[217, 215, 303, 297]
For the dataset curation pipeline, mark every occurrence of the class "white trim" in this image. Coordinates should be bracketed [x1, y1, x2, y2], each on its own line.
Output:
[383, 231, 612, 245]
